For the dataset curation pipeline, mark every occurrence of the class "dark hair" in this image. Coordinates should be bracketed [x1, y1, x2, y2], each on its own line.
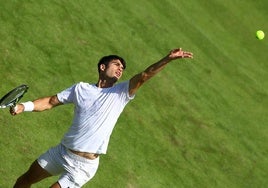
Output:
[97, 55, 126, 73]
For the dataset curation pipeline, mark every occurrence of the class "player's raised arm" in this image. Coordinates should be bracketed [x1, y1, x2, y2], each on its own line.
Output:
[10, 95, 62, 115]
[128, 48, 193, 96]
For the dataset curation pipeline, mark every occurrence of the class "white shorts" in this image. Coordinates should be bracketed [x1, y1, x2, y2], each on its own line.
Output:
[38, 144, 99, 188]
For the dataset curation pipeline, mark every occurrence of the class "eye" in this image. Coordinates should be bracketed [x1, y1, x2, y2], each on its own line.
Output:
[116, 63, 123, 69]
[111, 61, 124, 70]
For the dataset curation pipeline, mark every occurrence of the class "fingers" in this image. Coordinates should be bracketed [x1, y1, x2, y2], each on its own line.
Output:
[180, 48, 193, 58]
[179, 48, 193, 58]
[10, 104, 22, 116]
[170, 48, 193, 59]
[182, 51, 193, 58]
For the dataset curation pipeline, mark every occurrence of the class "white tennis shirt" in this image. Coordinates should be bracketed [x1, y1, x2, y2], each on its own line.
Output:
[57, 81, 134, 154]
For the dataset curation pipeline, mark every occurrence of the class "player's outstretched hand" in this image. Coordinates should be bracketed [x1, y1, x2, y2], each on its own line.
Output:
[168, 48, 193, 60]
[10, 104, 24, 116]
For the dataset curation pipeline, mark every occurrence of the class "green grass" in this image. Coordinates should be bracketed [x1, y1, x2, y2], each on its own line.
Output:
[0, 0, 267, 187]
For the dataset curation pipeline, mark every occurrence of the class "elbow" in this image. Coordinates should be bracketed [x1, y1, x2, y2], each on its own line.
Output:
[140, 71, 151, 83]
[48, 95, 61, 109]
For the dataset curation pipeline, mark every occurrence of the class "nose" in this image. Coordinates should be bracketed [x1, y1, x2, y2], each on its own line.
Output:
[118, 66, 123, 72]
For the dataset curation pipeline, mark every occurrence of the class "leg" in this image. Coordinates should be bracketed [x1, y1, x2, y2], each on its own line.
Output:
[14, 160, 52, 188]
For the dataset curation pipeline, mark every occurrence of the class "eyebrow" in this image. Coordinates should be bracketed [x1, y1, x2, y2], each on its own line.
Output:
[111, 61, 125, 69]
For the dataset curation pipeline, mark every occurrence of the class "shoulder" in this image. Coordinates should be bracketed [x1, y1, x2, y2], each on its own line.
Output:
[76, 81, 90, 87]
[74, 82, 94, 90]
[61, 82, 95, 95]
[113, 80, 135, 99]
[113, 80, 129, 90]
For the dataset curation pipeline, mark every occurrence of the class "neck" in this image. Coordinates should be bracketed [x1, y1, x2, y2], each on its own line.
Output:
[96, 78, 117, 88]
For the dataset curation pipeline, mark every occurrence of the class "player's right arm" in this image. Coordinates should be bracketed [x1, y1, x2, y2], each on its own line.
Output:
[128, 48, 193, 96]
[10, 95, 62, 115]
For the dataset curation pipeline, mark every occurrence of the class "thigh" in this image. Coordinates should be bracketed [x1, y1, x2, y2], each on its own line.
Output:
[23, 160, 52, 184]
[38, 144, 66, 175]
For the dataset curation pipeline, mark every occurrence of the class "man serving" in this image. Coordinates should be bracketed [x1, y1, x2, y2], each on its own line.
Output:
[12, 48, 193, 188]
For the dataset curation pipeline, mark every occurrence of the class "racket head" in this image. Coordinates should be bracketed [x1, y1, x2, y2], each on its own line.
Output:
[0, 84, 29, 108]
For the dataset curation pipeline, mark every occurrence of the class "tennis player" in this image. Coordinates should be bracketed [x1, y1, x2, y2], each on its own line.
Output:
[11, 48, 193, 188]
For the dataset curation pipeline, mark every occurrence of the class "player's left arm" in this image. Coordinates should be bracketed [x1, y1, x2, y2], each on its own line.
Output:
[128, 48, 193, 96]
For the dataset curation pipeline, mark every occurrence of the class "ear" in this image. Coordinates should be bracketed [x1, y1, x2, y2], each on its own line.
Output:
[100, 64, 106, 71]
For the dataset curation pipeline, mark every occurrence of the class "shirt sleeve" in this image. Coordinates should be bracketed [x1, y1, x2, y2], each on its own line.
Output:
[116, 80, 135, 102]
[57, 84, 77, 104]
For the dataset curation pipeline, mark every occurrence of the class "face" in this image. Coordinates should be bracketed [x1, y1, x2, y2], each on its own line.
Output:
[100, 59, 124, 81]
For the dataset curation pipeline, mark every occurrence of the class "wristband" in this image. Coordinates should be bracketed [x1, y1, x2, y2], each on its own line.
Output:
[21, 101, 34, 112]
